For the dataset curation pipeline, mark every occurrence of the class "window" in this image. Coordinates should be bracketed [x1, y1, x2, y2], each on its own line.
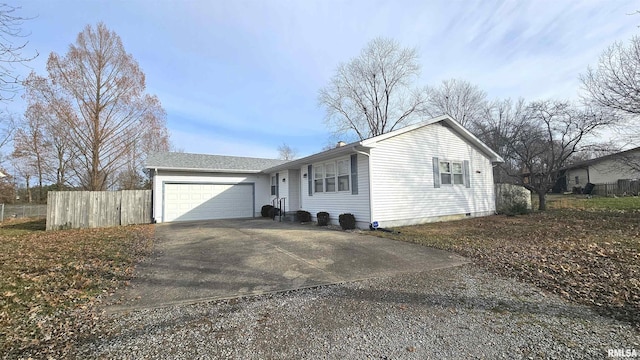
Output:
[325, 163, 336, 192]
[452, 162, 464, 185]
[314, 165, 324, 193]
[440, 161, 451, 185]
[575, 176, 580, 185]
[312, 158, 351, 193]
[440, 161, 463, 185]
[337, 159, 350, 191]
[271, 175, 277, 195]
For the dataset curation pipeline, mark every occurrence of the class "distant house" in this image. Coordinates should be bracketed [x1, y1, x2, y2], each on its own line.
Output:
[561, 147, 640, 192]
[146, 115, 504, 228]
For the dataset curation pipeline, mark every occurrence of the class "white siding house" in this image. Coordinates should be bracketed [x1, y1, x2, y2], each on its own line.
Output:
[146, 115, 503, 227]
[563, 147, 640, 190]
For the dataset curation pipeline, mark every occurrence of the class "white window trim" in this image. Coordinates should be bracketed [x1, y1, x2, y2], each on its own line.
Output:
[439, 160, 464, 186]
[313, 158, 351, 194]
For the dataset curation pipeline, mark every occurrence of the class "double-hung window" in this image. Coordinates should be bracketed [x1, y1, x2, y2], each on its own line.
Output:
[325, 163, 336, 192]
[440, 161, 464, 185]
[313, 158, 351, 193]
[337, 159, 350, 191]
[314, 165, 324, 193]
[271, 175, 277, 195]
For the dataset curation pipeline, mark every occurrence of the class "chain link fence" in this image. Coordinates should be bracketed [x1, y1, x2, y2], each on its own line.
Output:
[0, 204, 48, 221]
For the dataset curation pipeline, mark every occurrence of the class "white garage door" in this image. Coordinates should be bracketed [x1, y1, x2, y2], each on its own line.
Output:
[163, 183, 254, 222]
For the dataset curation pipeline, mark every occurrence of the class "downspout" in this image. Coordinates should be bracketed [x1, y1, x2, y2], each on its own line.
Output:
[354, 149, 373, 226]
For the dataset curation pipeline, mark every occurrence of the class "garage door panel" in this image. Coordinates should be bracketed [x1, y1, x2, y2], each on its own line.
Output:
[164, 183, 254, 222]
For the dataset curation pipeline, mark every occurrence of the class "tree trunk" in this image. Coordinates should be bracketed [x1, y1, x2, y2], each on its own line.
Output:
[537, 191, 547, 211]
[26, 175, 32, 203]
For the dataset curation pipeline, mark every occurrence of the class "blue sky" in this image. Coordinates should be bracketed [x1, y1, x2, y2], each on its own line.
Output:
[11, 0, 640, 159]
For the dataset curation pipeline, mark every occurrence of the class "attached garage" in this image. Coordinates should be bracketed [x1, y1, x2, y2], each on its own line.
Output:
[163, 183, 254, 222]
[147, 153, 287, 224]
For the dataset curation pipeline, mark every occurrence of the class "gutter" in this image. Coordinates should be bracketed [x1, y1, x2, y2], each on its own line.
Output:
[144, 166, 263, 174]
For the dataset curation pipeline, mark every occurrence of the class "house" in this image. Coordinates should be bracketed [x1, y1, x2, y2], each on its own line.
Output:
[146, 115, 504, 228]
[561, 147, 640, 192]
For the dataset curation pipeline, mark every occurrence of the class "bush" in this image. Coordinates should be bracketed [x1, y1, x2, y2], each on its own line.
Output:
[317, 211, 330, 226]
[501, 202, 530, 216]
[261, 204, 274, 217]
[339, 213, 356, 230]
[296, 210, 311, 222]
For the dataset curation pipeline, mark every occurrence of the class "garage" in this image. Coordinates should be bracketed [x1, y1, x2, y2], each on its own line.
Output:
[163, 183, 254, 222]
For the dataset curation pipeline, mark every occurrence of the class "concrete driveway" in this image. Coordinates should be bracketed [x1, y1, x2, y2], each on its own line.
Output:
[107, 218, 467, 312]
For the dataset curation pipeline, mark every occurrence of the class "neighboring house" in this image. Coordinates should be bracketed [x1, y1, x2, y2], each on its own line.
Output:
[146, 115, 504, 228]
[561, 147, 640, 191]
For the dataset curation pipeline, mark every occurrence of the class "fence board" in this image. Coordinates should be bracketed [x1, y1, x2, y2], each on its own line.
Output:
[592, 181, 640, 197]
[46, 190, 152, 230]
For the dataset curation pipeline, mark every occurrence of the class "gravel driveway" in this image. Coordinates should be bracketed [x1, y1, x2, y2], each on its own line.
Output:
[77, 264, 638, 359]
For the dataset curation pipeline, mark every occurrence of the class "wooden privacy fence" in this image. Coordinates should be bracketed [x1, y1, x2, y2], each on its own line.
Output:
[46, 190, 152, 230]
[592, 180, 640, 197]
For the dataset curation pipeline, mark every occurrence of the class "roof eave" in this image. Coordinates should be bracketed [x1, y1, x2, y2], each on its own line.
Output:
[145, 166, 263, 174]
[262, 144, 370, 173]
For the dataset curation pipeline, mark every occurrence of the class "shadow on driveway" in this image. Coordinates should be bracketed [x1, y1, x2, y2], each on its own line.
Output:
[106, 218, 468, 312]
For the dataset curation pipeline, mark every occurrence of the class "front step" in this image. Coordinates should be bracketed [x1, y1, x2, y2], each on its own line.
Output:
[279, 213, 296, 222]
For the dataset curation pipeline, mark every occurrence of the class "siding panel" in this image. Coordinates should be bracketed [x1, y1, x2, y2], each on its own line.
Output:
[370, 122, 496, 227]
[299, 154, 370, 228]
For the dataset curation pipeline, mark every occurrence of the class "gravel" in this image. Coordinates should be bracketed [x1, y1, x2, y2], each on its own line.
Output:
[74, 264, 639, 359]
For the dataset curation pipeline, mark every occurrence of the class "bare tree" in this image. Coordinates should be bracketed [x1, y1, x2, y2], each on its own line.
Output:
[12, 103, 51, 202]
[581, 35, 640, 153]
[277, 143, 297, 160]
[319, 37, 426, 140]
[505, 100, 618, 210]
[24, 23, 169, 190]
[424, 79, 488, 129]
[581, 35, 640, 116]
[0, 4, 37, 102]
[474, 98, 527, 183]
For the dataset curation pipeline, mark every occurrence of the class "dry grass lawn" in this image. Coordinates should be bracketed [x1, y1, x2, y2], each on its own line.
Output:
[378, 196, 640, 328]
[0, 218, 154, 358]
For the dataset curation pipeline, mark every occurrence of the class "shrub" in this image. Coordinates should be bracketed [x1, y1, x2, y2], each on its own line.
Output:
[261, 204, 274, 217]
[268, 207, 281, 220]
[339, 213, 356, 230]
[501, 202, 530, 216]
[317, 211, 330, 226]
[296, 210, 311, 222]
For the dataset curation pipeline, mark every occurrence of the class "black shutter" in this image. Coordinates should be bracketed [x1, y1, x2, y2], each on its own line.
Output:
[308, 165, 313, 196]
[276, 173, 279, 197]
[463, 160, 470, 188]
[432, 157, 440, 188]
[350, 154, 358, 195]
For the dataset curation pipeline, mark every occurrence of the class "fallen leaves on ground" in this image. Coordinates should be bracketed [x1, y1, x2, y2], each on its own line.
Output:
[0, 218, 154, 358]
[383, 209, 640, 328]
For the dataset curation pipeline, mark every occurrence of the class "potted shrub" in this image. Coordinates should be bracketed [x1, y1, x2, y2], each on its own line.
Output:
[317, 211, 330, 226]
[261, 204, 274, 217]
[339, 213, 356, 230]
[296, 210, 311, 222]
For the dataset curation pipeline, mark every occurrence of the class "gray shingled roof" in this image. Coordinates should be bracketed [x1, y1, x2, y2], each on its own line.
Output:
[146, 152, 289, 172]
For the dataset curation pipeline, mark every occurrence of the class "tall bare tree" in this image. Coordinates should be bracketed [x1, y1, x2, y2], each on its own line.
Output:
[505, 100, 617, 210]
[319, 37, 426, 140]
[581, 35, 640, 116]
[12, 103, 51, 202]
[424, 79, 488, 129]
[277, 142, 297, 160]
[0, 4, 37, 102]
[474, 98, 527, 183]
[0, 4, 37, 168]
[581, 34, 640, 157]
[24, 23, 169, 190]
